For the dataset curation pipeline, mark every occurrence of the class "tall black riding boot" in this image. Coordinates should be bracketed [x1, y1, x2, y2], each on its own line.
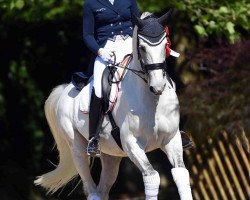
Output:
[87, 89, 104, 157]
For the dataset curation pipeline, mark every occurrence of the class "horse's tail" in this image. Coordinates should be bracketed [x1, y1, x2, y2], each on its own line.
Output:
[34, 84, 78, 194]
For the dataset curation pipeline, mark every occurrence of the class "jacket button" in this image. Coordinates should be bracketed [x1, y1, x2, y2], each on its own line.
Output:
[120, 31, 123, 33]
[110, 23, 113, 26]
[112, 32, 114, 34]
[118, 15, 120, 17]
[119, 22, 121, 25]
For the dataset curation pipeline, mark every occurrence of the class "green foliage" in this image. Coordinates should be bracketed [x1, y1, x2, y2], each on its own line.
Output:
[8, 58, 45, 160]
[174, 0, 250, 43]
[0, 0, 83, 21]
[1, 0, 249, 43]
[138, 0, 169, 12]
[137, 0, 249, 43]
[0, 81, 5, 117]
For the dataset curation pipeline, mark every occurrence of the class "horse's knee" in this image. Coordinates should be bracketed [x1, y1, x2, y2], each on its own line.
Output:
[167, 151, 185, 168]
[162, 131, 185, 168]
[172, 154, 185, 168]
[127, 152, 155, 175]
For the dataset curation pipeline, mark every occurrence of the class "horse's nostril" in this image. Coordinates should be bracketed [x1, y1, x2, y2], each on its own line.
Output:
[156, 91, 162, 95]
[150, 86, 154, 93]
[163, 83, 166, 90]
[150, 86, 162, 95]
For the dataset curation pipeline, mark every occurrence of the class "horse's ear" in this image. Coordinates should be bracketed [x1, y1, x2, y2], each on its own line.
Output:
[132, 14, 145, 29]
[158, 8, 173, 26]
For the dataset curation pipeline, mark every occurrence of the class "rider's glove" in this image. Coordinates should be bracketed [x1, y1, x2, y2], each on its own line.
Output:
[98, 48, 114, 63]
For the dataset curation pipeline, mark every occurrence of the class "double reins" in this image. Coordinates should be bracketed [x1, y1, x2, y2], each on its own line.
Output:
[107, 53, 148, 83]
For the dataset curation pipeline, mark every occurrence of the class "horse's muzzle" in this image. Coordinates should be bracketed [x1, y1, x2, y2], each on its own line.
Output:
[149, 84, 166, 95]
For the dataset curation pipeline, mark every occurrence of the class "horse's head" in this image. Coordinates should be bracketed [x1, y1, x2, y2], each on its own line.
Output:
[133, 9, 173, 95]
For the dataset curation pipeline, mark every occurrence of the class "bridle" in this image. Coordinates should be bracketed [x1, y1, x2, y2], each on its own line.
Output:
[137, 31, 167, 75]
[135, 28, 173, 88]
[107, 25, 168, 84]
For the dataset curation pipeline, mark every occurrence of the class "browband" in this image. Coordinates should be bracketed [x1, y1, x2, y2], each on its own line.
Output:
[138, 32, 166, 46]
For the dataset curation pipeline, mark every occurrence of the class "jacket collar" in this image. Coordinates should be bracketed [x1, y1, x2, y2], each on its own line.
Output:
[97, 0, 120, 14]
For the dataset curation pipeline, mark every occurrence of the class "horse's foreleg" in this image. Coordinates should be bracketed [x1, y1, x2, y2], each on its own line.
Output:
[124, 135, 160, 200]
[68, 131, 100, 200]
[161, 130, 193, 200]
[97, 153, 122, 200]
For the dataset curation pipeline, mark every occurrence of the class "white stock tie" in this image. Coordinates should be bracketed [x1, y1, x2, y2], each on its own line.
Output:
[109, 0, 114, 5]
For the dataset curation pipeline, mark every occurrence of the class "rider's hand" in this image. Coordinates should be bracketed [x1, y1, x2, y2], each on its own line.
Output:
[98, 48, 114, 63]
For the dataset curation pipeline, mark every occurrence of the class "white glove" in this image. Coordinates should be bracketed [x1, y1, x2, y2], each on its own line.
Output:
[98, 48, 114, 63]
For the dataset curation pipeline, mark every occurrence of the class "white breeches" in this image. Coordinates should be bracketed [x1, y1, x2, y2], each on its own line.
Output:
[93, 36, 132, 98]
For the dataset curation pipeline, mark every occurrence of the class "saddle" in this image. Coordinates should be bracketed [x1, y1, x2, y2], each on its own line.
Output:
[72, 55, 132, 149]
[72, 72, 91, 91]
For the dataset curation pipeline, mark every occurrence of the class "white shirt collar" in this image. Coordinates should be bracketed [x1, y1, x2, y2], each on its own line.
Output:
[109, 0, 115, 5]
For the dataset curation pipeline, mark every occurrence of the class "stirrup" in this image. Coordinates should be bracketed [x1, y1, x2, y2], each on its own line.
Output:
[87, 137, 101, 157]
[180, 131, 194, 150]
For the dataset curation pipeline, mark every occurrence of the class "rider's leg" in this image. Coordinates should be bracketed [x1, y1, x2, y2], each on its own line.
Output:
[97, 153, 122, 200]
[87, 57, 106, 157]
[123, 134, 160, 200]
[161, 130, 193, 200]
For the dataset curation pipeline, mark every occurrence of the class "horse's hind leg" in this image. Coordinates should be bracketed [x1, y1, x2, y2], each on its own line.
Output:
[68, 130, 100, 200]
[161, 130, 193, 200]
[97, 153, 122, 200]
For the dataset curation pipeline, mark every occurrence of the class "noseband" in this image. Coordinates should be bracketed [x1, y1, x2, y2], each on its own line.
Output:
[142, 61, 166, 72]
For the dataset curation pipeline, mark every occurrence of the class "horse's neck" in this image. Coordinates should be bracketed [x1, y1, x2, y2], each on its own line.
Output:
[119, 57, 179, 115]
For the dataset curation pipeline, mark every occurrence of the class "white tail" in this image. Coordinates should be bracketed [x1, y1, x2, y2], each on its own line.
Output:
[34, 84, 78, 194]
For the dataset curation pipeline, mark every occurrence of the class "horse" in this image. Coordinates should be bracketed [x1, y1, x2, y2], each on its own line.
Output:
[35, 9, 193, 200]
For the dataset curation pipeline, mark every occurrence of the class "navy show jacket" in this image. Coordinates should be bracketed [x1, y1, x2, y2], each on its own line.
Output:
[83, 0, 139, 54]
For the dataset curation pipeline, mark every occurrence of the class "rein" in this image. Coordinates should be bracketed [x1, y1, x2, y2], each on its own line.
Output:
[106, 26, 168, 85]
[107, 54, 148, 84]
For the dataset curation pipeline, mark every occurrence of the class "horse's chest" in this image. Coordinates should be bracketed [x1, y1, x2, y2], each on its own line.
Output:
[127, 110, 158, 137]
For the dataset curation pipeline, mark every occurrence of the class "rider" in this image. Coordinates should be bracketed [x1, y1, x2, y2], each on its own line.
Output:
[83, 1, 192, 157]
[83, 0, 140, 156]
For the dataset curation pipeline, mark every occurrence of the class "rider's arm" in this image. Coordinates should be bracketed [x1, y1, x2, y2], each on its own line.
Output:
[83, 1, 100, 55]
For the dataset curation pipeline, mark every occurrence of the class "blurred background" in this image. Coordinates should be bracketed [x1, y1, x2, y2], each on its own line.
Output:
[0, 0, 249, 199]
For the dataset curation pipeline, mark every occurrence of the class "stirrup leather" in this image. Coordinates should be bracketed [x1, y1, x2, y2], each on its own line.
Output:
[87, 137, 101, 157]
